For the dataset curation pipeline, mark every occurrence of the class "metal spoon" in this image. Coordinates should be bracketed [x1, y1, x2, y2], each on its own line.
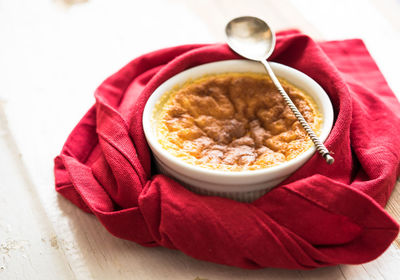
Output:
[225, 16, 334, 164]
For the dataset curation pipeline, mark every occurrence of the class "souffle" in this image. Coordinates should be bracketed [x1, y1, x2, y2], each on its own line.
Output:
[155, 73, 321, 171]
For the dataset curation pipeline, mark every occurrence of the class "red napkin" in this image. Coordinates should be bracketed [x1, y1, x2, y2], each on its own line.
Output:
[54, 31, 400, 269]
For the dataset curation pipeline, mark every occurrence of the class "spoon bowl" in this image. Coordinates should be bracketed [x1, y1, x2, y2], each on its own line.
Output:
[225, 16, 275, 61]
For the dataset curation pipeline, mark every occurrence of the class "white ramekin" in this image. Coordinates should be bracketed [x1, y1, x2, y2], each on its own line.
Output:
[143, 60, 334, 202]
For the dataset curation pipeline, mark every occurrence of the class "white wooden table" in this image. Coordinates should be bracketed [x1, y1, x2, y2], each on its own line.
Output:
[1, 0, 400, 279]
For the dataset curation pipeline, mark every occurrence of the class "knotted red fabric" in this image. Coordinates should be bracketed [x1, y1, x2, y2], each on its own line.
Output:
[54, 31, 400, 269]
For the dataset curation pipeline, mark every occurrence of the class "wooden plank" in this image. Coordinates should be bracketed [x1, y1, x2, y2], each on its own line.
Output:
[0, 107, 76, 280]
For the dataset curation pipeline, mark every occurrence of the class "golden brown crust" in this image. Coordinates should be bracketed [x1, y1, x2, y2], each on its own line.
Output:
[156, 73, 321, 171]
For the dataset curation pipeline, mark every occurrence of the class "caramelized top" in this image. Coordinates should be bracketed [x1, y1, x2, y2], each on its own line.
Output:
[156, 73, 321, 171]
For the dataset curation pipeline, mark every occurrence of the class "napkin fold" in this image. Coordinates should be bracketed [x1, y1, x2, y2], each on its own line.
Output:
[54, 31, 400, 269]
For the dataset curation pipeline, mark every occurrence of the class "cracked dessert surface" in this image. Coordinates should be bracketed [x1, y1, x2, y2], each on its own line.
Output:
[155, 72, 322, 171]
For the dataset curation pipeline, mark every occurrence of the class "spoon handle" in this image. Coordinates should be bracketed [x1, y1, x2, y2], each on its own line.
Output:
[261, 60, 334, 165]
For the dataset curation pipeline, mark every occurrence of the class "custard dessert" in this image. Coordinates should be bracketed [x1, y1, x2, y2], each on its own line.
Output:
[154, 72, 322, 171]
